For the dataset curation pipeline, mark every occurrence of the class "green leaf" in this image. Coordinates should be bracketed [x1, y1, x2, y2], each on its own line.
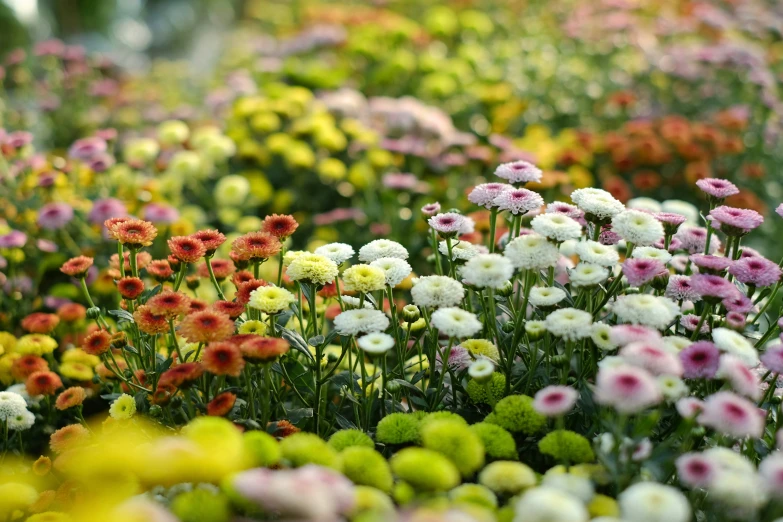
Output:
[109, 309, 135, 323]
[280, 327, 314, 362]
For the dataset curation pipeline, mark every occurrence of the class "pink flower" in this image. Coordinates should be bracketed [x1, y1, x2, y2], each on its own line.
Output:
[698, 391, 764, 438]
[533, 385, 578, 416]
[88, 198, 127, 225]
[676, 397, 704, 418]
[87, 153, 115, 172]
[547, 202, 585, 224]
[622, 258, 668, 287]
[68, 136, 107, 161]
[674, 226, 719, 254]
[777, 203, 783, 219]
[421, 202, 441, 216]
[655, 212, 687, 234]
[717, 354, 762, 400]
[761, 344, 783, 373]
[690, 274, 739, 301]
[428, 213, 467, 236]
[493, 160, 543, 184]
[680, 341, 720, 379]
[680, 314, 711, 334]
[37, 203, 74, 230]
[598, 226, 621, 246]
[759, 453, 783, 496]
[468, 183, 512, 208]
[493, 188, 544, 215]
[0, 230, 27, 248]
[708, 206, 764, 235]
[665, 275, 701, 302]
[728, 256, 782, 287]
[610, 325, 662, 347]
[738, 246, 763, 258]
[620, 341, 684, 376]
[594, 365, 662, 413]
[689, 254, 732, 274]
[435, 346, 472, 371]
[144, 203, 180, 224]
[382, 173, 418, 190]
[725, 311, 746, 330]
[695, 178, 739, 199]
[660, 237, 683, 252]
[722, 293, 755, 314]
[676, 452, 717, 488]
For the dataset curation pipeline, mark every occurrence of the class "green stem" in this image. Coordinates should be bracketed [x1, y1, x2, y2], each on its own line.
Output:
[205, 257, 227, 300]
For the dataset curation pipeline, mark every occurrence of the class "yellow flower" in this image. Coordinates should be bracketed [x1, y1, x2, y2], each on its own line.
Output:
[348, 162, 375, 189]
[62, 348, 100, 367]
[342, 264, 387, 293]
[157, 120, 190, 146]
[588, 494, 620, 518]
[283, 142, 315, 169]
[109, 394, 137, 420]
[124, 138, 160, 164]
[0, 353, 21, 385]
[60, 362, 94, 382]
[0, 332, 16, 354]
[317, 158, 347, 183]
[248, 286, 296, 315]
[460, 339, 500, 362]
[238, 320, 268, 336]
[367, 149, 392, 169]
[0, 482, 38, 514]
[215, 175, 250, 207]
[245, 172, 274, 204]
[250, 112, 281, 133]
[16, 334, 58, 356]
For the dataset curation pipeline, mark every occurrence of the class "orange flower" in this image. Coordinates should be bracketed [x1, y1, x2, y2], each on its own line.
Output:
[207, 391, 237, 416]
[179, 310, 235, 343]
[197, 259, 236, 280]
[117, 277, 145, 300]
[146, 260, 174, 282]
[133, 305, 169, 335]
[32, 456, 52, 476]
[82, 329, 112, 356]
[26, 371, 63, 396]
[57, 303, 86, 323]
[21, 313, 60, 334]
[202, 342, 245, 377]
[49, 424, 90, 453]
[147, 291, 191, 318]
[235, 279, 268, 305]
[188, 298, 209, 313]
[231, 232, 282, 262]
[149, 383, 177, 405]
[212, 300, 246, 319]
[55, 387, 87, 410]
[60, 256, 94, 278]
[159, 362, 204, 388]
[103, 217, 132, 239]
[232, 270, 255, 287]
[271, 419, 300, 437]
[110, 219, 158, 248]
[240, 337, 290, 363]
[191, 229, 227, 255]
[262, 214, 299, 239]
[631, 171, 662, 192]
[168, 236, 206, 263]
[12, 355, 49, 380]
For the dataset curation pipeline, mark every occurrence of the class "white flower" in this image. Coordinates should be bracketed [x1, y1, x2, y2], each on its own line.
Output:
[340, 295, 374, 310]
[712, 328, 759, 367]
[531, 214, 583, 242]
[632, 247, 672, 264]
[702, 447, 755, 476]
[431, 308, 482, 338]
[7, 409, 35, 431]
[569, 263, 609, 288]
[541, 471, 595, 503]
[411, 276, 465, 308]
[0, 392, 28, 420]
[468, 359, 495, 380]
[591, 322, 617, 351]
[570, 188, 625, 219]
[529, 287, 567, 308]
[525, 320, 547, 337]
[708, 472, 768, 514]
[439, 240, 481, 261]
[358, 239, 409, 262]
[333, 309, 390, 336]
[370, 257, 412, 287]
[575, 240, 619, 267]
[357, 333, 395, 355]
[618, 483, 690, 522]
[658, 375, 689, 400]
[545, 308, 593, 341]
[662, 200, 699, 224]
[504, 233, 560, 270]
[513, 487, 589, 522]
[460, 253, 514, 289]
[314, 243, 355, 265]
[662, 336, 692, 353]
[560, 239, 579, 257]
[627, 197, 663, 213]
[611, 210, 664, 247]
[613, 295, 680, 330]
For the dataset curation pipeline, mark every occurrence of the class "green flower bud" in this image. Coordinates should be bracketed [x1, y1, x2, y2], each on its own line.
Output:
[401, 304, 421, 323]
[496, 281, 514, 297]
[86, 307, 102, 319]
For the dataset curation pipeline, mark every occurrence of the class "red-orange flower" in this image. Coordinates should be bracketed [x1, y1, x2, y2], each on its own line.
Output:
[104, 217, 132, 239]
[168, 236, 207, 263]
[179, 310, 235, 343]
[240, 336, 290, 363]
[198, 259, 236, 280]
[110, 251, 152, 276]
[229, 334, 259, 346]
[133, 305, 169, 335]
[231, 232, 282, 262]
[262, 214, 299, 239]
[235, 279, 269, 305]
[32, 456, 52, 476]
[271, 419, 300, 437]
[60, 256, 94, 278]
[159, 362, 204, 388]
[146, 260, 174, 282]
[26, 371, 63, 396]
[201, 342, 245, 376]
[12, 355, 49, 380]
[55, 387, 87, 410]
[147, 291, 191, 318]
[148, 383, 177, 405]
[188, 298, 209, 313]
[21, 313, 60, 334]
[50, 424, 90, 453]
[57, 303, 86, 323]
[82, 330, 112, 355]
[212, 300, 246, 319]
[207, 391, 237, 416]
[191, 229, 226, 255]
[110, 219, 158, 248]
[232, 270, 255, 287]
[117, 277, 145, 299]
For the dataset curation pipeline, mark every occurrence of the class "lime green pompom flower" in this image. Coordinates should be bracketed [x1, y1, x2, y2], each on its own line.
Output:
[376, 413, 420, 445]
[280, 432, 340, 469]
[243, 431, 281, 468]
[538, 430, 596, 464]
[171, 488, 231, 522]
[478, 461, 537, 496]
[469, 422, 518, 460]
[466, 373, 506, 406]
[390, 448, 460, 492]
[419, 411, 468, 428]
[329, 429, 375, 451]
[449, 483, 498, 510]
[420, 419, 485, 478]
[485, 395, 547, 435]
[340, 446, 393, 493]
[351, 486, 395, 520]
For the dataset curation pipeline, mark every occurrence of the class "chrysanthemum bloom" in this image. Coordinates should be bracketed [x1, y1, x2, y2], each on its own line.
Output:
[690, 274, 738, 302]
[428, 213, 466, 237]
[680, 314, 711, 334]
[55, 386, 87, 410]
[528, 287, 567, 309]
[674, 226, 719, 255]
[369, 257, 412, 287]
[286, 253, 339, 286]
[459, 253, 514, 289]
[145, 260, 174, 282]
[202, 342, 245, 377]
[504, 233, 560, 270]
[60, 256, 94, 278]
[722, 294, 755, 314]
[82, 329, 112, 356]
[411, 275, 465, 308]
[149, 383, 177, 405]
[108, 219, 158, 248]
[717, 354, 761, 400]
[11, 355, 49, 380]
[20, 313, 60, 334]
[109, 393, 137, 420]
[248, 286, 296, 314]
[611, 209, 664, 246]
[632, 246, 673, 264]
[698, 391, 764, 438]
[115, 277, 145, 300]
[88, 198, 127, 225]
[231, 232, 282, 262]
[49, 424, 90, 453]
[188, 299, 209, 313]
[207, 391, 237, 417]
[676, 452, 717, 488]
[712, 327, 758, 367]
[333, 309, 390, 336]
[708, 206, 764, 236]
[26, 371, 63, 396]
[620, 342, 684, 376]
[546, 201, 585, 222]
[575, 240, 619, 267]
[190, 229, 226, 256]
[342, 264, 387, 293]
[110, 251, 153, 274]
[263, 214, 299, 239]
[212, 300, 245, 319]
[37, 202, 74, 230]
[421, 202, 441, 216]
[533, 385, 578, 417]
[168, 236, 206, 264]
[468, 183, 512, 208]
[570, 187, 625, 223]
[759, 453, 783, 497]
[690, 254, 732, 274]
[655, 212, 687, 235]
[494, 160, 543, 184]
[664, 275, 700, 303]
[494, 187, 545, 215]
[147, 291, 191, 318]
[314, 243, 355, 265]
[725, 311, 746, 330]
[761, 343, 783, 373]
[240, 337, 290, 363]
[236, 279, 269, 305]
[233, 270, 256, 287]
[676, 397, 704, 419]
[357, 332, 395, 357]
[622, 258, 667, 288]
[618, 483, 690, 522]
[696, 178, 739, 201]
[729, 256, 782, 287]
[133, 305, 169, 335]
[594, 365, 662, 413]
[679, 341, 720, 379]
[358, 239, 409, 262]
[544, 308, 593, 341]
[56, 303, 86, 323]
[179, 310, 235, 343]
[531, 213, 582, 243]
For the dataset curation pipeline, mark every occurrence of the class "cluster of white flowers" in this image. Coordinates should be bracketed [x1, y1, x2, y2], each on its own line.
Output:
[0, 391, 35, 431]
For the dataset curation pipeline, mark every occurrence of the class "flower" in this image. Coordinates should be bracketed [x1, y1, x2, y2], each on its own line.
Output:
[431, 308, 482, 338]
[529, 287, 567, 308]
[7, 410, 34, 431]
[716, 354, 761, 400]
[133, 305, 169, 335]
[159, 362, 203, 388]
[728, 256, 782, 287]
[468, 182, 512, 208]
[539, 431, 595, 464]
[357, 333, 395, 356]
[262, 214, 299, 239]
[421, 202, 441, 216]
[109, 393, 137, 420]
[620, 342, 684, 376]
[231, 232, 282, 261]
[55, 387, 86, 410]
[690, 254, 732, 274]
[248, 286, 295, 314]
[531, 214, 583, 242]
[680, 341, 720, 379]
[594, 365, 661, 413]
[571, 188, 625, 220]
[513, 487, 588, 522]
[26, 371, 63, 396]
[411, 275, 465, 308]
[286, 253, 339, 286]
[696, 178, 739, 199]
[343, 264, 387, 293]
[590, 323, 617, 351]
[60, 256, 94, 278]
[722, 294, 755, 313]
[493, 188, 544, 214]
[202, 342, 245, 376]
[632, 246, 673, 264]
[708, 206, 764, 235]
[117, 277, 145, 299]
[467, 359, 495, 382]
[334, 309, 390, 336]
[37, 203, 74, 230]
[612, 295, 680, 330]
[675, 226, 719, 255]
[676, 452, 717, 488]
[49, 424, 90, 453]
[676, 397, 704, 418]
[544, 308, 592, 341]
[207, 392, 237, 416]
[712, 328, 759, 367]
[390, 448, 460, 493]
[618, 483, 690, 522]
[612, 210, 664, 246]
[758, 453, 783, 497]
[190, 229, 227, 255]
[0, 392, 27, 420]
[575, 240, 619, 266]
[240, 337, 289, 362]
[428, 213, 466, 236]
[369, 257, 412, 287]
[665, 275, 701, 302]
[761, 343, 783, 373]
[15, 334, 57, 355]
[107, 219, 158, 248]
[494, 160, 543, 184]
[622, 258, 668, 288]
[314, 243, 355, 264]
[235, 279, 268, 305]
[439, 240, 480, 261]
[480, 461, 537, 495]
[533, 385, 578, 416]
[690, 274, 738, 302]
[460, 253, 514, 289]
[358, 239, 409, 262]
[698, 391, 764, 438]
[504, 233, 560, 270]
[147, 291, 191, 318]
[179, 310, 235, 343]
[20, 313, 60, 334]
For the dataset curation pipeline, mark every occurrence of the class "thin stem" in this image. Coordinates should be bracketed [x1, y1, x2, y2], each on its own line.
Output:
[205, 257, 227, 300]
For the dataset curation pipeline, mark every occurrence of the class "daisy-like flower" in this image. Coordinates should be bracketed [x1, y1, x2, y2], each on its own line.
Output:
[676, 397, 704, 419]
[198, 259, 235, 281]
[235, 279, 268, 305]
[20, 313, 60, 334]
[591, 322, 617, 351]
[575, 240, 619, 266]
[570, 188, 625, 221]
[411, 275, 465, 308]
[7, 410, 35, 431]
[460, 253, 514, 289]
[623, 258, 668, 288]
[421, 202, 441, 216]
[109, 393, 137, 420]
[676, 452, 717, 488]
[339, 296, 374, 310]
[439, 240, 481, 261]
[342, 264, 387, 293]
[50, 424, 90, 453]
[108, 219, 158, 248]
[26, 371, 63, 396]
[544, 308, 592, 341]
[760, 343, 783, 373]
[159, 362, 204, 388]
[632, 246, 672, 264]
[263, 214, 299, 239]
[712, 328, 759, 367]
[679, 341, 720, 379]
[436, 345, 472, 371]
[696, 178, 739, 200]
[357, 333, 395, 356]
[55, 387, 86, 411]
[37, 202, 74, 230]
[725, 311, 746, 330]
[333, 309, 390, 336]
[468, 183, 512, 208]
[468, 359, 495, 382]
[619, 483, 690, 522]
[546, 201, 585, 222]
[431, 308, 482, 338]
[690, 254, 732, 274]
[240, 337, 289, 362]
[689, 274, 739, 302]
[81, 329, 112, 356]
[609, 325, 662, 347]
[207, 391, 237, 417]
[531, 213, 582, 243]
[613, 295, 680, 330]
[202, 342, 245, 377]
[665, 275, 701, 302]
[680, 314, 711, 334]
[190, 229, 226, 255]
[533, 385, 578, 416]
[722, 294, 755, 314]
[428, 213, 466, 237]
[133, 305, 169, 334]
[179, 310, 235, 343]
[569, 263, 609, 288]
[525, 320, 547, 339]
[370, 257, 412, 287]
[655, 212, 688, 235]
[529, 287, 567, 308]
[612, 209, 664, 246]
[248, 286, 296, 314]
[674, 226, 720, 255]
[620, 342, 684, 376]
[494, 160, 543, 184]
[314, 243, 355, 265]
[231, 232, 282, 262]
[729, 256, 782, 287]
[146, 260, 174, 282]
[717, 354, 761, 400]
[493, 188, 544, 215]
[698, 391, 764, 439]
[286, 253, 339, 286]
[504, 233, 560, 270]
[60, 256, 94, 278]
[594, 365, 661, 413]
[708, 206, 764, 236]
[658, 375, 689, 401]
[359, 239, 409, 262]
[146, 291, 191, 318]
[12, 355, 48, 380]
